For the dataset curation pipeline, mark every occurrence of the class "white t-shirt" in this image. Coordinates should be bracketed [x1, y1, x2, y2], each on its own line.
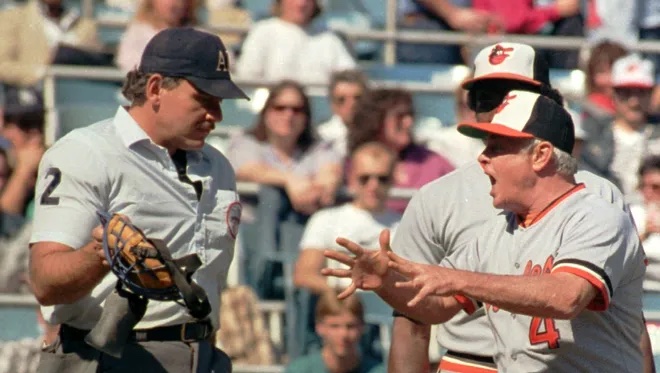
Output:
[425, 125, 483, 168]
[299, 203, 401, 289]
[631, 203, 660, 292]
[612, 125, 647, 201]
[316, 115, 348, 158]
[235, 17, 356, 83]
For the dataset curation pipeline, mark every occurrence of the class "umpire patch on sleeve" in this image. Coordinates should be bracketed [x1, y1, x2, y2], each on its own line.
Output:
[226, 201, 242, 239]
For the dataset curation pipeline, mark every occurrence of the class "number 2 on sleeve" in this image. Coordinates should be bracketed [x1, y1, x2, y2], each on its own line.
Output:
[40, 167, 61, 206]
[529, 316, 560, 349]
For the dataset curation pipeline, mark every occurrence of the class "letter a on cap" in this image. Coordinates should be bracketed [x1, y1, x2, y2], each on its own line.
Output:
[217, 50, 228, 72]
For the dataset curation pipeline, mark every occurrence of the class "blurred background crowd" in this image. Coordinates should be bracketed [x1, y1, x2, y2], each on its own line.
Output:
[0, 0, 659, 372]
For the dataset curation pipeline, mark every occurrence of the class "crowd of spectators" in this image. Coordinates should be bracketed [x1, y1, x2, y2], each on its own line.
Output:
[0, 0, 658, 372]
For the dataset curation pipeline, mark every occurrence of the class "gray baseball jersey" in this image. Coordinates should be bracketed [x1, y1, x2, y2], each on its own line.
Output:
[30, 108, 240, 330]
[441, 186, 645, 372]
[391, 160, 629, 357]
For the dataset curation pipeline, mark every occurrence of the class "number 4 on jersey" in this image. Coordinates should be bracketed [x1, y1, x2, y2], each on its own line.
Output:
[529, 317, 560, 349]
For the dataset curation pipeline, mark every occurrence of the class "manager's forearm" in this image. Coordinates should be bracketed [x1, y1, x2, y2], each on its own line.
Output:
[455, 270, 589, 319]
[375, 271, 457, 324]
[389, 317, 431, 373]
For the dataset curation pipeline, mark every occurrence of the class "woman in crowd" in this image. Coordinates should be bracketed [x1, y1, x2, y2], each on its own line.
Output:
[227, 80, 342, 298]
[348, 88, 455, 213]
[115, 0, 199, 72]
[236, 0, 356, 83]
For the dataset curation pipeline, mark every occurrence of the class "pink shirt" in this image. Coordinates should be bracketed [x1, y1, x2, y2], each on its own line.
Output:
[390, 145, 455, 213]
[472, 0, 561, 34]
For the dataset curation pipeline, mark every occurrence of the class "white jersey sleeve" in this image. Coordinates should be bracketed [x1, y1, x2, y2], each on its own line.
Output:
[551, 199, 645, 311]
[30, 134, 111, 250]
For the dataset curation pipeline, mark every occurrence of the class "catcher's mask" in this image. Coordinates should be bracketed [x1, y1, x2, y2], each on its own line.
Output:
[97, 211, 211, 319]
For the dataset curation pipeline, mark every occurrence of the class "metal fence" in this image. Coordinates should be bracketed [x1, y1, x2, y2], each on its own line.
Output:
[87, 0, 660, 65]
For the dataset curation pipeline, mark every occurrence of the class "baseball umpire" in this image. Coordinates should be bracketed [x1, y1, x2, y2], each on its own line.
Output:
[324, 90, 646, 372]
[28, 27, 248, 373]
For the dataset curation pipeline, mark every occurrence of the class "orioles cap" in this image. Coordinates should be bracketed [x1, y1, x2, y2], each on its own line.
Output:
[611, 54, 655, 89]
[462, 42, 550, 89]
[458, 90, 574, 154]
[139, 27, 249, 100]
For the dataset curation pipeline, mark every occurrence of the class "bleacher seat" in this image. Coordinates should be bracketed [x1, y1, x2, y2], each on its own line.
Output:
[51, 77, 122, 138]
[241, 0, 272, 21]
[0, 306, 39, 342]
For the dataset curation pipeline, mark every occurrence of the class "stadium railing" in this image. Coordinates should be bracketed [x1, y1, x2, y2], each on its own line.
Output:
[88, 0, 660, 67]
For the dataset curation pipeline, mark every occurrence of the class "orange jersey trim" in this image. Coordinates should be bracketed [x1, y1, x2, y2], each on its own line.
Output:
[454, 294, 477, 314]
[552, 266, 610, 311]
[438, 356, 498, 373]
[518, 184, 586, 227]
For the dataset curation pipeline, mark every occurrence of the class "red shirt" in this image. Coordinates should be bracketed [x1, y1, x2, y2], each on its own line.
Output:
[472, 0, 561, 34]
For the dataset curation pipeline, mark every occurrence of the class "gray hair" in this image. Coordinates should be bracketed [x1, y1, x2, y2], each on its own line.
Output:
[522, 139, 578, 177]
[121, 69, 184, 106]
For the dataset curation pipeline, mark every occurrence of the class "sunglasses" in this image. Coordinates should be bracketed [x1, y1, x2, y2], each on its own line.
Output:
[614, 88, 652, 100]
[641, 182, 660, 192]
[333, 95, 362, 105]
[357, 174, 392, 186]
[467, 89, 508, 113]
[271, 104, 305, 114]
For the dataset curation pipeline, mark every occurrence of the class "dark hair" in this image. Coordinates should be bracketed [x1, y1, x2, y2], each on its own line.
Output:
[248, 80, 315, 152]
[585, 40, 628, 94]
[348, 88, 413, 155]
[639, 155, 660, 178]
[538, 84, 564, 106]
[121, 69, 184, 106]
[3, 110, 45, 134]
[328, 69, 370, 98]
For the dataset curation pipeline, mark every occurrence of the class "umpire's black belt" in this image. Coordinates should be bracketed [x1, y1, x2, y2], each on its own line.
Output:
[61, 320, 213, 343]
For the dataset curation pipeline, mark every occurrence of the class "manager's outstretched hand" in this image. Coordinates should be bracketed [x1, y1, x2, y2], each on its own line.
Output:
[387, 251, 459, 307]
[321, 229, 393, 299]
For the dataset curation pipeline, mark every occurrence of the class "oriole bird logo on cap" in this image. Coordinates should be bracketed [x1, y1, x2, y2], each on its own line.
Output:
[495, 94, 517, 113]
[489, 44, 514, 65]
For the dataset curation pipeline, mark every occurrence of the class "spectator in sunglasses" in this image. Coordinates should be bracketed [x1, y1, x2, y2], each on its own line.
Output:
[295, 142, 400, 295]
[227, 79, 342, 298]
[317, 69, 370, 158]
[347, 88, 455, 214]
[630, 155, 660, 293]
[294, 142, 400, 357]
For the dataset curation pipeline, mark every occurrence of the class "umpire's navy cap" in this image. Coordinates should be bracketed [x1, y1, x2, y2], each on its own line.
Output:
[139, 27, 249, 100]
